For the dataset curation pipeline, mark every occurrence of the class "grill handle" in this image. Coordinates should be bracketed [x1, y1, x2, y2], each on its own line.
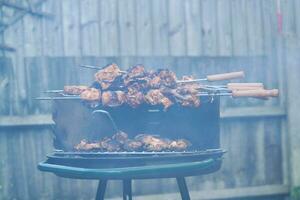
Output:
[92, 110, 120, 133]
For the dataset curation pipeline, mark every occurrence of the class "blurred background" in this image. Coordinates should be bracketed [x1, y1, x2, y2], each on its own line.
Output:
[0, 0, 300, 199]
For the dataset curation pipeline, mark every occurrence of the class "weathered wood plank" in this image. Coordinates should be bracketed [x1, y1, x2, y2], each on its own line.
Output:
[41, 0, 64, 56]
[168, 0, 186, 56]
[231, 0, 248, 56]
[118, 0, 136, 56]
[246, 0, 264, 55]
[80, 0, 100, 56]
[282, 0, 296, 36]
[294, 0, 300, 38]
[264, 118, 282, 184]
[152, 0, 169, 55]
[220, 106, 286, 119]
[184, 0, 202, 56]
[201, 0, 218, 56]
[136, 0, 153, 56]
[99, 0, 119, 56]
[0, 115, 53, 127]
[216, 0, 233, 56]
[0, 58, 12, 115]
[286, 43, 300, 186]
[61, 0, 81, 56]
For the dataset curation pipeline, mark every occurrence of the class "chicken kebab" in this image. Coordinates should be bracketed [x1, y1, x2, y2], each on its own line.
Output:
[75, 131, 191, 152]
[61, 64, 202, 110]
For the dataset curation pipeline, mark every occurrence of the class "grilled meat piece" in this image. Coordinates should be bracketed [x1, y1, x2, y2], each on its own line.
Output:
[126, 85, 145, 108]
[102, 91, 126, 107]
[145, 89, 173, 110]
[145, 90, 164, 105]
[160, 96, 173, 110]
[123, 139, 143, 151]
[74, 139, 102, 151]
[135, 134, 170, 151]
[124, 65, 147, 85]
[94, 63, 123, 90]
[99, 137, 121, 152]
[180, 94, 200, 107]
[112, 131, 128, 144]
[80, 88, 101, 101]
[177, 76, 200, 95]
[74, 132, 192, 152]
[169, 139, 191, 151]
[147, 69, 177, 89]
[148, 75, 161, 89]
[64, 85, 89, 95]
[157, 69, 177, 88]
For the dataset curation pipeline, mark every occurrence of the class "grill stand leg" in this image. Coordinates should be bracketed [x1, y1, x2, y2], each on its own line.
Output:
[176, 177, 191, 200]
[95, 180, 107, 200]
[123, 179, 132, 200]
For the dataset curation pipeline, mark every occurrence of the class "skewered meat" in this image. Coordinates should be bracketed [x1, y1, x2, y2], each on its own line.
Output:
[64, 85, 89, 95]
[75, 139, 101, 151]
[180, 94, 201, 107]
[62, 65, 202, 109]
[80, 88, 102, 101]
[135, 134, 170, 151]
[124, 65, 147, 85]
[157, 69, 177, 88]
[102, 91, 126, 107]
[126, 84, 145, 108]
[99, 137, 121, 152]
[123, 139, 143, 151]
[112, 131, 128, 144]
[74, 132, 191, 152]
[145, 89, 173, 110]
[177, 76, 200, 95]
[169, 139, 191, 151]
[94, 63, 123, 90]
[148, 74, 161, 89]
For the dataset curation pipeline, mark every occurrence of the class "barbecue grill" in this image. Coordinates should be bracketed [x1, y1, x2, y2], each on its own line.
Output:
[38, 95, 225, 200]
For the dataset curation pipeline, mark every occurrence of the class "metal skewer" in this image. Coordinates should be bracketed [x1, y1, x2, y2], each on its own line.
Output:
[36, 89, 278, 102]
[196, 89, 279, 98]
[44, 90, 63, 93]
[80, 64, 127, 73]
[35, 96, 81, 100]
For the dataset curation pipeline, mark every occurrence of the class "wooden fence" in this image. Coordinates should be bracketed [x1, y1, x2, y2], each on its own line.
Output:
[1, 0, 300, 199]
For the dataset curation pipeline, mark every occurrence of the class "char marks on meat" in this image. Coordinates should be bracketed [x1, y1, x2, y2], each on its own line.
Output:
[94, 63, 123, 90]
[80, 88, 102, 101]
[124, 65, 147, 86]
[126, 85, 144, 108]
[102, 91, 126, 107]
[145, 89, 173, 110]
[64, 85, 89, 95]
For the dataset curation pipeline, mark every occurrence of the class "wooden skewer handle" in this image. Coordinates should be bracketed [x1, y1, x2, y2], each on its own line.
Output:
[228, 83, 264, 91]
[229, 86, 263, 91]
[206, 71, 245, 81]
[232, 89, 279, 97]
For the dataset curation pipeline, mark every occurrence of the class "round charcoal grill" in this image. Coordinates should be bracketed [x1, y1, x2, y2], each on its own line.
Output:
[39, 97, 223, 200]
